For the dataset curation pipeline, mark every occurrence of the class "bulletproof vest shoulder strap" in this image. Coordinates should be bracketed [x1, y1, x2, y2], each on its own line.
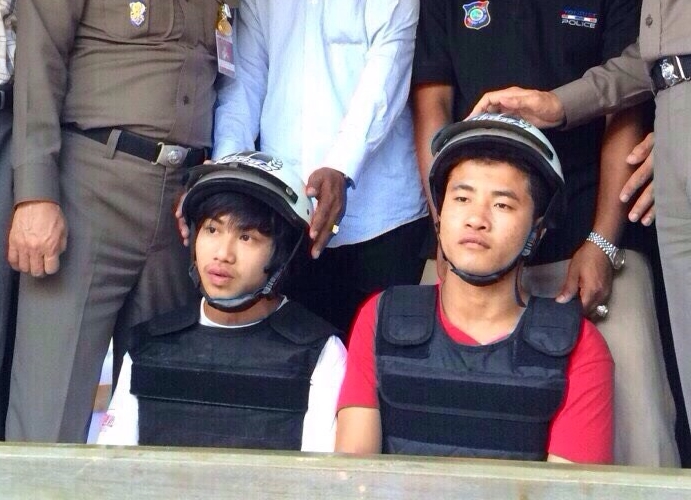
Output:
[522, 297, 581, 357]
[269, 301, 340, 345]
[129, 304, 199, 351]
[377, 285, 436, 346]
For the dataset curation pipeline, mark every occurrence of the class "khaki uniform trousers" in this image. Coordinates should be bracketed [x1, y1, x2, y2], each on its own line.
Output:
[654, 82, 691, 458]
[523, 251, 680, 467]
[0, 106, 15, 431]
[5, 129, 197, 442]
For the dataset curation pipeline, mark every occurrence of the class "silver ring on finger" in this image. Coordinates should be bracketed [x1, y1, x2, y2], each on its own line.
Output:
[595, 304, 609, 319]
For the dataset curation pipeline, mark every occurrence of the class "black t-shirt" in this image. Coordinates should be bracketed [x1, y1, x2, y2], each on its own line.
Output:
[413, 0, 648, 263]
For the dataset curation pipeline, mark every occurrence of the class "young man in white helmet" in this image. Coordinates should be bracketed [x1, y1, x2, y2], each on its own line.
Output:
[335, 114, 614, 463]
[97, 152, 346, 451]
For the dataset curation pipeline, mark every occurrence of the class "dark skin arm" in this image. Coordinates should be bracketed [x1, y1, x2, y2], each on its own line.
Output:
[412, 83, 454, 278]
[556, 105, 646, 316]
[306, 167, 346, 259]
[412, 83, 454, 218]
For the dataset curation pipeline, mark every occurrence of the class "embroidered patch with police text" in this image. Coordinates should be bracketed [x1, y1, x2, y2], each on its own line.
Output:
[560, 8, 598, 29]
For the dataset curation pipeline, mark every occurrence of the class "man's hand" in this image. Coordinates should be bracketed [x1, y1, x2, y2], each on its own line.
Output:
[621, 132, 655, 226]
[8, 201, 68, 277]
[470, 86, 566, 129]
[306, 167, 347, 259]
[174, 191, 190, 247]
[556, 243, 612, 318]
[175, 159, 215, 247]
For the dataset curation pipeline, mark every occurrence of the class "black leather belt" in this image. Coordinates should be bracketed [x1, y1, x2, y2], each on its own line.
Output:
[651, 55, 691, 93]
[0, 83, 12, 112]
[67, 126, 208, 168]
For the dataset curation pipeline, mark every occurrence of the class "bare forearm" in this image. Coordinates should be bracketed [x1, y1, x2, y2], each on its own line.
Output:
[594, 104, 647, 244]
[412, 84, 453, 219]
[335, 407, 382, 454]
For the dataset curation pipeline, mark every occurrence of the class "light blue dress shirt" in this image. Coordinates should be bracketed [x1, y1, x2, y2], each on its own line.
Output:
[214, 0, 427, 247]
[0, 0, 16, 85]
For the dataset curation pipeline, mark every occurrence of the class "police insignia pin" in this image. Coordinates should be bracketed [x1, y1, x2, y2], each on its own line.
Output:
[463, 1, 491, 30]
[130, 1, 147, 27]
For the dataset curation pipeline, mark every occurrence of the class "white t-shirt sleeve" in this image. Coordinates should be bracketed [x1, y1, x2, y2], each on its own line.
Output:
[96, 353, 140, 445]
[300, 336, 347, 452]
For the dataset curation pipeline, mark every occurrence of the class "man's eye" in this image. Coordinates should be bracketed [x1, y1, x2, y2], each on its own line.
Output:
[239, 234, 251, 241]
[495, 203, 512, 210]
[205, 225, 217, 234]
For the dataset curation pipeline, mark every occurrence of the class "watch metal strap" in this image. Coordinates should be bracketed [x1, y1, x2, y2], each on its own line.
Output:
[586, 231, 617, 258]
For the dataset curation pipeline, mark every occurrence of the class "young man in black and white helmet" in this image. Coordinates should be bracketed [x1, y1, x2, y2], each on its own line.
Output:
[335, 114, 614, 463]
[97, 152, 346, 451]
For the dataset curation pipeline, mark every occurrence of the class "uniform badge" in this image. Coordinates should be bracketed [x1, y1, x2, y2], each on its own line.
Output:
[560, 8, 598, 29]
[463, 1, 491, 30]
[129, 1, 147, 27]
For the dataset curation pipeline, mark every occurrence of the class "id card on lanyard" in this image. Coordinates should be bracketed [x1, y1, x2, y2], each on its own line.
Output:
[216, 0, 239, 78]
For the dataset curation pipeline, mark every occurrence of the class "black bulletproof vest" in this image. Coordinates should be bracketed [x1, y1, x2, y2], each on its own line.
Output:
[376, 286, 581, 460]
[129, 301, 336, 449]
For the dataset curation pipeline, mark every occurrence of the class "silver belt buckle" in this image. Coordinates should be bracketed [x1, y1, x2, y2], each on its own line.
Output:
[154, 143, 191, 168]
[660, 56, 688, 89]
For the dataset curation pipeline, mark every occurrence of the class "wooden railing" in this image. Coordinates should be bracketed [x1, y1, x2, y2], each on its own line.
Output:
[1, 443, 690, 499]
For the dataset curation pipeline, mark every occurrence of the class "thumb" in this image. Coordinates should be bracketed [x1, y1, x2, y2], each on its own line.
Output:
[555, 272, 579, 304]
[626, 133, 654, 165]
[306, 174, 322, 198]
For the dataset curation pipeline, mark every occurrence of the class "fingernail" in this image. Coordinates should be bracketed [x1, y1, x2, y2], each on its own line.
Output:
[312, 250, 320, 259]
[626, 154, 636, 164]
[555, 295, 567, 303]
[629, 212, 639, 222]
[643, 216, 652, 226]
[620, 193, 630, 203]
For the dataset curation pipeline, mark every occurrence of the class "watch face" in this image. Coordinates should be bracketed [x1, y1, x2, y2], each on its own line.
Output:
[612, 249, 626, 270]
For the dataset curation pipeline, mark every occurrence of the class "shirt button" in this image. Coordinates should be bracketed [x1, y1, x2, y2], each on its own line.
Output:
[183, 95, 190, 105]
[645, 15, 653, 27]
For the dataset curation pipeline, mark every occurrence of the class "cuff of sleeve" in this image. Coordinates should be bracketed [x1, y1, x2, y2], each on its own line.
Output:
[553, 80, 606, 130]
[321, 133, 367, 188]
[13, 162, 60, 206]
[411, 65, 456, 87]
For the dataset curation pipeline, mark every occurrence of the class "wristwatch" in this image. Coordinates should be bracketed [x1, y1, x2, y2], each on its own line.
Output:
[586, 231, 626, 270]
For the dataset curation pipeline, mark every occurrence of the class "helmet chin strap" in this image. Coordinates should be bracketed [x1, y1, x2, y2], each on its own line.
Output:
[189, 228, 305, 313]
[446, 254, 521, 287]
[439, 223, 541, 308]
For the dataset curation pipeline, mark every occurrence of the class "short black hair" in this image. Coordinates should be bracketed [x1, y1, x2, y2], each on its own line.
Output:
[436, 146, 551, 219]
[190, 191, 300, 283]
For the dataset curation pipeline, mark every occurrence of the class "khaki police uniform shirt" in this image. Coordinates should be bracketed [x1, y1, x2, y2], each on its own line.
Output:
[553, 0, 691, 128]
[12, 0, 220, 204]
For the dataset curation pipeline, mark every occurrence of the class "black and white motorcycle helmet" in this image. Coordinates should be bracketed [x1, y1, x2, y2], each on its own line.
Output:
[182, 151, 312, 311]
[429, 113, 565, 288]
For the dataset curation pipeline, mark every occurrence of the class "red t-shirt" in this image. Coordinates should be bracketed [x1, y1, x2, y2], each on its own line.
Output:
[338, 287, 614, 464]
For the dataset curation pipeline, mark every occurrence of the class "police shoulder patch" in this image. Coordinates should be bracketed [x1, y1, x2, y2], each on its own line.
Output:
[463, 1, 491, 30]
